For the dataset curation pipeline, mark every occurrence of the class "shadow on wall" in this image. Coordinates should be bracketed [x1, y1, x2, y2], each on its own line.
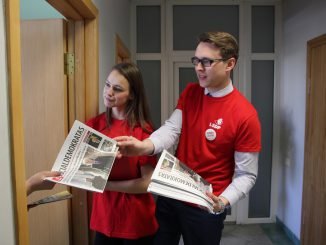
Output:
[280, 109, 295, 168]
[278, 109, 296, 218]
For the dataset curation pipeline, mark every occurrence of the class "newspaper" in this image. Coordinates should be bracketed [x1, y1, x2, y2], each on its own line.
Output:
[147, 150, 214, 213]
[46, 120, 118, 193]
[27, 190, 73, 209]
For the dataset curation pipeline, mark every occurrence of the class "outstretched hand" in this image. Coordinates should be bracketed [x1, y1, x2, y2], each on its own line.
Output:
[114, 136, 154, 158]
[26, 171, 62, 196]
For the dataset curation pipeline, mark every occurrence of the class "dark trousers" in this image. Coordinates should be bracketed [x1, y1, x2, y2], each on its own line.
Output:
[154, 196, 227, 245]
[94, 232, 154, 245]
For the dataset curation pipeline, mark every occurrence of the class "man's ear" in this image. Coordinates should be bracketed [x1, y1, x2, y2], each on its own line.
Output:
[226, 57, 236, 71]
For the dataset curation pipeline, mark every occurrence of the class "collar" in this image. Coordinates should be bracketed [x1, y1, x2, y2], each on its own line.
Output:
[204, 81, 234, 97]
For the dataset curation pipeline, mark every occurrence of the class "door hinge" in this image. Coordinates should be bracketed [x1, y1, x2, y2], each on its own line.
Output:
[64, 53, 75, 75]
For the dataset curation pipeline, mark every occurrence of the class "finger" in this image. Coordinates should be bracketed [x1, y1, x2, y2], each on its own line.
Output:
[117, 140, 135, 147]
[115, 151, 123, 159]
[206, 191, 216, 199]
[114, 136, 130, 142]
[51, 171, 62, 176]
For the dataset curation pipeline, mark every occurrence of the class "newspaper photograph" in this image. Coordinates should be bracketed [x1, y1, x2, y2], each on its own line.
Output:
[148, 150, 214, 213]
[46, 120, 118, 193]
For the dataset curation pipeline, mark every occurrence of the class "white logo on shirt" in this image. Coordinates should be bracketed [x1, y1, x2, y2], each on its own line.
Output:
[209, 118, 223, 130]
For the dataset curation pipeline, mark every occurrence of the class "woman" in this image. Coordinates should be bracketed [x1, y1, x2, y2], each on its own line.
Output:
[86, 62, 158, 245]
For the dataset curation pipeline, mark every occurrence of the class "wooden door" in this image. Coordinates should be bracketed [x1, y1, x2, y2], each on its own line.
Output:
[21, 19, 71, 245]
[301, 34, 326, 244]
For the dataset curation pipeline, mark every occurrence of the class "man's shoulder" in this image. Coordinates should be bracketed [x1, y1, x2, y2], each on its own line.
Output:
[183, 82, 203, 95]
[232, 89, 258, 114]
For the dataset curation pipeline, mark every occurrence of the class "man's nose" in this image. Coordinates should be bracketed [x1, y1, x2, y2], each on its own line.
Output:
[195, 61, 205, 71]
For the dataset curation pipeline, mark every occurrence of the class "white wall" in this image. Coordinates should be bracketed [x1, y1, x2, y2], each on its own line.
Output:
[279, 0, 326, 239]
[20, 0, 63, 19]
[92, 0, 131, 113]
[0, 0, 16, 244]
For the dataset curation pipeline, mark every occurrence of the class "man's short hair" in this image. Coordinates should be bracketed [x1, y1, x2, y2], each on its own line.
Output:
[198, 31, 239, 61]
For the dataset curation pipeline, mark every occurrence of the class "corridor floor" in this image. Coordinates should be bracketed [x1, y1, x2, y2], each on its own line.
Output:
[179, 223, 295, 245]
[221, 223, 294, 245]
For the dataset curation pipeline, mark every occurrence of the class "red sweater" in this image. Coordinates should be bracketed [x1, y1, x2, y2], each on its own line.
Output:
[176, 83, 261, 196]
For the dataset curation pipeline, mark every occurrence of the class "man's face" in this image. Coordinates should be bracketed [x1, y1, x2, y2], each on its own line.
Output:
[194, 42, 233, 92]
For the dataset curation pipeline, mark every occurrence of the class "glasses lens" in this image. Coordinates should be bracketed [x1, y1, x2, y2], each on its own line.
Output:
[201, 58, 212, 67]
[191, 57, 199, 65]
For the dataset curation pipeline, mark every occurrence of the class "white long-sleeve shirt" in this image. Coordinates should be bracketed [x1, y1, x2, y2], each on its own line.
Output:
[149, 83, 259, 206]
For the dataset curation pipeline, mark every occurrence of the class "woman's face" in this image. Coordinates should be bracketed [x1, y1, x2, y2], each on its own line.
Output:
[103, 69, 132, 110]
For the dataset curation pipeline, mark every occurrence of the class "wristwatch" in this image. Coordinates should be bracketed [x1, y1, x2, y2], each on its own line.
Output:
[217, 197, 226, 213]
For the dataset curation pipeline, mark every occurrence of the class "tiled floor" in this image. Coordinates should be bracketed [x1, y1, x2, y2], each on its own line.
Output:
[221, 223, 294, 245]
[179, 223, 294, 245]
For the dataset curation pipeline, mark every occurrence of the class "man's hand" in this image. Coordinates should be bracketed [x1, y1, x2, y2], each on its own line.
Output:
[206, 192, 229, 213]
[114, 136, 154, 157]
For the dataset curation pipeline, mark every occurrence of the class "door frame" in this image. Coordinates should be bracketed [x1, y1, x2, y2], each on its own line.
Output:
[301, 33, 326, 244]
[116, 33, 131, 63]
[5, 0, 98, 244]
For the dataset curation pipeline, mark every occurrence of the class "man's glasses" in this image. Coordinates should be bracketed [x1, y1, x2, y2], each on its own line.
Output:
[191, 57, 226, 67]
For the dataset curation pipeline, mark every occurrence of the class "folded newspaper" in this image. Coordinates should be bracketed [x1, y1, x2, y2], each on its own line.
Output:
[27, 190, 73, 209]
[147, 150, 214, 213]
[46, 120, 118, 193]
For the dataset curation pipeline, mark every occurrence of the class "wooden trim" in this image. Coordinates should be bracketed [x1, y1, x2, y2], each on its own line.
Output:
[116, 34, 131, 64]
[47, 0, 98, 20]
[301, 33, 326, 244]
[68, 0, 98, 19]
[74, 20, 86, 122]
[85, 18, 99, 120]
[70, 20, 89, 245]
[5, 0, 29, 244]
[67, 21, 76, 128]
[8, 1, 99, 245]
[46, 0, 83, 20]
[45, 2, 99, 245]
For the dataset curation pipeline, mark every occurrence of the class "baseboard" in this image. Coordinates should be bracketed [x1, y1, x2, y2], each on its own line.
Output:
[276, 216, 300, 245]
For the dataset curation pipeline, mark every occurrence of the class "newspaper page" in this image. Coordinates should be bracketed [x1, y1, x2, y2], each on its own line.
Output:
[46, 120, 118, 193]
[147, 150, 214, 213]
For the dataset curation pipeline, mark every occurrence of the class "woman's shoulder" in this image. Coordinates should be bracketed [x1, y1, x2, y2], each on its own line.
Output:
[85, 112, 106, 130]
[133, 122, 154, 140]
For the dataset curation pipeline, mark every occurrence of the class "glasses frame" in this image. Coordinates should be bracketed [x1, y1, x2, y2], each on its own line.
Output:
[191, 57, 227, 67]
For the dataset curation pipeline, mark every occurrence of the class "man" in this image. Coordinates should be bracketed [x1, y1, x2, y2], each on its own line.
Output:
[116, 31, 261, 245]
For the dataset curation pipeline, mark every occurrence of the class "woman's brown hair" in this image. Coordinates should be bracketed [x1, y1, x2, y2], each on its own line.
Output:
[105, 62, 153, 133]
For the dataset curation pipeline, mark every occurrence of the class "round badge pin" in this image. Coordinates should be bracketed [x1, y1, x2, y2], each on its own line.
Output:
[205, 128, 216, 141]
